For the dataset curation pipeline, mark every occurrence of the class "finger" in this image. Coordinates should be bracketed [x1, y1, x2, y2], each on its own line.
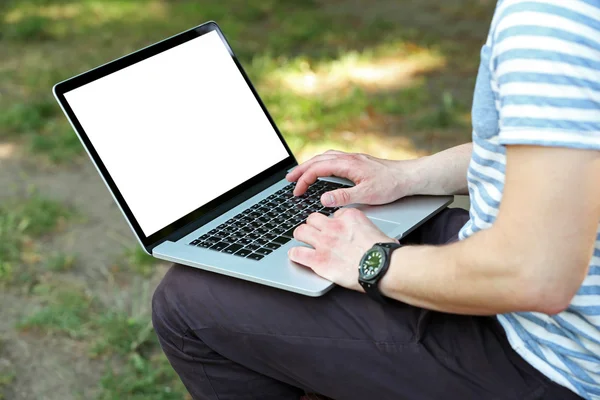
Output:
[293, 159, 353, 196]
[321, 186, 363, 207]
[305, 212, 330, 230]
[286, 151, 345, 182]
[287, 246, 317, 267]
[293, 223, 322, 248]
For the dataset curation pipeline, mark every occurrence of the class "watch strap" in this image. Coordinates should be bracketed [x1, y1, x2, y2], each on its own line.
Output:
[359, 278, 388, 304]
[359, 242, 401, 304]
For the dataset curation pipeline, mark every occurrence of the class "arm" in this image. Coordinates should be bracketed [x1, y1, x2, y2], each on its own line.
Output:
[408, 142, 472, 196]
[286, 142, 472, 207]
[289, 145, 600, 315]
[379, 145, 600, 315]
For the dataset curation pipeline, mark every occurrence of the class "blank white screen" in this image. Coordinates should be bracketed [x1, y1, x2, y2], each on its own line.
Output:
[65, 30, 289, 236]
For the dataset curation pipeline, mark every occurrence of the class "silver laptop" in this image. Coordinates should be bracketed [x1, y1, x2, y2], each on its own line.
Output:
[53, 22, 452, 296]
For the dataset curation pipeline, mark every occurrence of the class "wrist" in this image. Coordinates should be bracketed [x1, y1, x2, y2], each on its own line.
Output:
[377, 246, 405, 299]
[389, 157, 431, 197]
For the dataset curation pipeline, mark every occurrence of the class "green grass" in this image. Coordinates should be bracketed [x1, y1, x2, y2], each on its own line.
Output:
[0, 0, 484, 164]
[0, 100, 59, 138]
[0, 338, 15, 400]
[98, 352, 187, 400]
[28, 123, 84, 164]
[0, 194, 73, 284]
[0, 370, 16, 400]
[19, 283, 92, 338]
[3, 14, 54, 41]
[18, 276, 186, 399]
[45, 252, 76, 272]
[124, 247, 158, 278]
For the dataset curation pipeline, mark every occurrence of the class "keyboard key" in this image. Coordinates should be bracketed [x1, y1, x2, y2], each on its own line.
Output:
[254, 247, 273, 255]
[234, 248, 252, 257]
[197, 242, 211, 248]
[245, 244, 259, 251]
[255, 227, 269, 235]
[272, 227, 286, 235]
[190, 239, 200, 245]
[257, 216, 270, 223]
[238, 226, 253, 234]
[211, 242, 230, 251]
[229, 231, 244, 239]
[247, 232, 261, 240]
[246, 253, 265, 261]
[264, 242, 281, 250]
[237, 238, 253, 245]
[255, 238, 269, 246]
[273, 236, 291, 245]
[264, 233, 277, 241]
[222, 244, 242, 254]
[279, 222, 294, 230]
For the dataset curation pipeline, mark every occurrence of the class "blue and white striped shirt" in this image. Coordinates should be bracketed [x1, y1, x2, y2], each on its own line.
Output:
[458, 1, 600, 398]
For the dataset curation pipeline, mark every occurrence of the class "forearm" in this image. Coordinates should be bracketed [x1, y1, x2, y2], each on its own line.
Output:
[404, 142, 472, 196]
[379, 227, 534, 315]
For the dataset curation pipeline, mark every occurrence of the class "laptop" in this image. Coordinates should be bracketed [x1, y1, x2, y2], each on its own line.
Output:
[53, 21, 452, 296]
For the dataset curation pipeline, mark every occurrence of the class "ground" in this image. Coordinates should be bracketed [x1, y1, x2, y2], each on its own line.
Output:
[0, 0, 492, 398]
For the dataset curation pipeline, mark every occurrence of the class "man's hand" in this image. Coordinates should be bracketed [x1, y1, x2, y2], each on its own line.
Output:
[288, 208, 397, 291]
[286, 150, 416, 207]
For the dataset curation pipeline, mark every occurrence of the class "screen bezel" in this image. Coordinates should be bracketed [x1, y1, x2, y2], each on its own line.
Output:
[53, 21, 297, 251]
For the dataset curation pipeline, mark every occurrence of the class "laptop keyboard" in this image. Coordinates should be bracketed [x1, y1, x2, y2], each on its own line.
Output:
[188, 180, 348, 260]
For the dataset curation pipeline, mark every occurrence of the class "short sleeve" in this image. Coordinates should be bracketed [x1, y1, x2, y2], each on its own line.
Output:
[491, 0, 600, 150]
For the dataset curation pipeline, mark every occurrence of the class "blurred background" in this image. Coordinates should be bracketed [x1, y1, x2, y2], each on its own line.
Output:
[0, 0, 494, 398]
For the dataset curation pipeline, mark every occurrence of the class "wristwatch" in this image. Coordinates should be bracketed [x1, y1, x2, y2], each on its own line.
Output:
[358, 242, 402, 304]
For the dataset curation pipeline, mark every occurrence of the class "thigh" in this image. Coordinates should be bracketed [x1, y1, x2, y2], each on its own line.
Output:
[154, 264, 549, 400]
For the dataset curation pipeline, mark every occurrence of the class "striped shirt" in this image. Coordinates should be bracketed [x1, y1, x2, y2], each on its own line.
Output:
[458, 1, 600, 398]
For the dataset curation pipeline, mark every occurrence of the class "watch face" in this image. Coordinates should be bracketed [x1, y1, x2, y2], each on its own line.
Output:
[359, 248, 385, 280]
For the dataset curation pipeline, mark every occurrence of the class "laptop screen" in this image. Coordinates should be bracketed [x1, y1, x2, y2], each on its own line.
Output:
[63, 30, 289, 236]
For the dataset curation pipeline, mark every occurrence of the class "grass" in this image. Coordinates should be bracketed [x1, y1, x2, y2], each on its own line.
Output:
[0, 338, 15, 400]
[28, 122, 84, 164]
[45, 252, 76, 272]
[124, 247, 158, 278]
[0, 370, 16, 400]
[0, 193, 73, 285]
[99, 352, 187, 400]
[19, 282, 92, 339]
[0, 0, 483, 165]
[0, 100, 59, 138]
[18, 277, 187, 399]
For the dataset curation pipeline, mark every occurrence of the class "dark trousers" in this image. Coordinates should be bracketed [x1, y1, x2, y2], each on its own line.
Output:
[152, 208, 581, 400]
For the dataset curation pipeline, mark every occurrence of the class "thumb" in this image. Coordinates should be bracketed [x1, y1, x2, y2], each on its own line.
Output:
[321, 187, 362, 207]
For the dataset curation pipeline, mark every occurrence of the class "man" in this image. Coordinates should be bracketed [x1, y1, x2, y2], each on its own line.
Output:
[152, 1, 600, 399]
